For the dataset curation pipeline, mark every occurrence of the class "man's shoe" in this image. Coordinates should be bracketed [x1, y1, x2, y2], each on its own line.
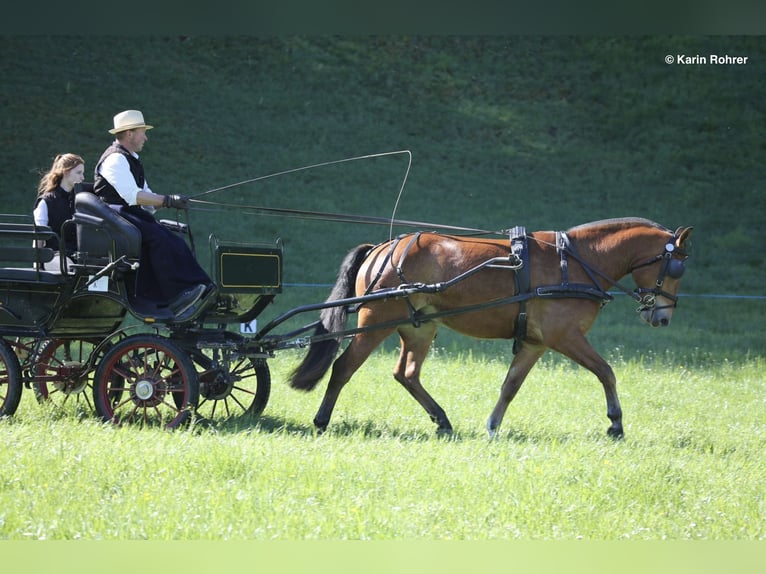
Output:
[198, 283, 218, 310]
[170, 284, 207, 317]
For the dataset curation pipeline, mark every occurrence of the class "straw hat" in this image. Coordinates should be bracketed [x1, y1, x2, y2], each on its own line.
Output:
[109, 110, 154, 134]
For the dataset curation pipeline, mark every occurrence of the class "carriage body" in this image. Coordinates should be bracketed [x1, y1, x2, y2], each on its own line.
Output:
[0, 194, 282, 425]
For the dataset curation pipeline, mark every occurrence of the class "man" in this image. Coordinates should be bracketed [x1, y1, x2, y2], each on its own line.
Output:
[94, 109, 214, 318]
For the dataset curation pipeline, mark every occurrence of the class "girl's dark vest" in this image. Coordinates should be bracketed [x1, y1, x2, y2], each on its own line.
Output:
[34, 187, 75, 252]
[93, 143, 145, 207]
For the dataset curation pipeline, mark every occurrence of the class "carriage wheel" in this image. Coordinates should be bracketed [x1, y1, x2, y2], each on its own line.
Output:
[92, 334, 199, 429]
[0, 339, 22, 417]
[32, 338, 102, 415]
[190, 350, 270, 421]
[8, 338, 36, 372]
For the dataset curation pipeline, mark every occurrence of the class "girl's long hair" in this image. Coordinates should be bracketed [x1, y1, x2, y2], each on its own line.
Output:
[37, 153, 84, 198]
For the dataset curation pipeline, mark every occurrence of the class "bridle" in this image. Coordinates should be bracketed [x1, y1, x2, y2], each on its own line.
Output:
[627, 238, 688, 313]
[552, 231, 688, 314]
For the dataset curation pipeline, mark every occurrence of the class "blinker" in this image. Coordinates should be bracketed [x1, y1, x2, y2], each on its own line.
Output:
[666, 257, 685, 279]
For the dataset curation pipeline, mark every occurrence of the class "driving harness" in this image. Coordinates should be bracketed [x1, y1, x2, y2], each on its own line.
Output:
[509, 228, 614, 354]
[356, 227, 684, 355]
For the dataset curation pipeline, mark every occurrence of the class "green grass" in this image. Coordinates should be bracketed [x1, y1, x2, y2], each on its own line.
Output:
[1, 352, 763, 540]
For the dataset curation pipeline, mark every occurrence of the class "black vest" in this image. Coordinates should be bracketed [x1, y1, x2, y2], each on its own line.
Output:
[34, 186, 76, 252]
[93, 143, 146, 207]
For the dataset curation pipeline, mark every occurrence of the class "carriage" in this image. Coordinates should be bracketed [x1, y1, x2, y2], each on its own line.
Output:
[0, 189, 282, 427]
[0, 185, 693, 437]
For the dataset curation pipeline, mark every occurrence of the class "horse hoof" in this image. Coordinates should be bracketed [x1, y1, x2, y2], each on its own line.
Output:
[607, 426, 624, 440]
[436, 426, 453, 437]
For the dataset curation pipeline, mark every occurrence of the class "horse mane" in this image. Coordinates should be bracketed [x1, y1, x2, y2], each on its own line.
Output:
[567, 217, 671, 235]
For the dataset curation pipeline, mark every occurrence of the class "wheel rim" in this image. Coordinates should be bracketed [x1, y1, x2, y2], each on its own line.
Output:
[93, 335, 199, 429]
[0, 339, 22, 417]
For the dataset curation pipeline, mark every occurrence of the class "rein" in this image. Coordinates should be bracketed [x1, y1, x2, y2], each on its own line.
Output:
[188, 198, 502, 236]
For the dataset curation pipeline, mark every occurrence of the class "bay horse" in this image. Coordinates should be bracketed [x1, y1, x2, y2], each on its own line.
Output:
[288, 218, 693, 438]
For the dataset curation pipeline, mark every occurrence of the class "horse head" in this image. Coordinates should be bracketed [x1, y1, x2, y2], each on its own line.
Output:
[630, 225, 693, 327]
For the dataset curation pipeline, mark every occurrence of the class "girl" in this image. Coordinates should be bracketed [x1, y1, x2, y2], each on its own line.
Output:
[33, 153, 85, 269]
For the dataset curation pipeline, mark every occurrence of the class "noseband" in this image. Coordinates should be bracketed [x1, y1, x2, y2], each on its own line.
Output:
[628, 239, 688, 312]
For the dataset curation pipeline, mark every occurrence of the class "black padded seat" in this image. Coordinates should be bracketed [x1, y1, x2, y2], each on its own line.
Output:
[74, 192, 141, 263]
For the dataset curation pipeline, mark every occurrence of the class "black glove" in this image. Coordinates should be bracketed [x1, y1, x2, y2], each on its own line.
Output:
[162, 194, 190, 209]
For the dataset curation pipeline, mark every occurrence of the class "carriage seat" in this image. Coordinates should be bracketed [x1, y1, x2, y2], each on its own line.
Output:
[73, 192, 142, 267]
[0, 223, 65, 283]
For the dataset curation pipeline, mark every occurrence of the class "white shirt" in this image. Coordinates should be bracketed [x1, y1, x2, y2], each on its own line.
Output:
[97, 150, 153, 207]
[33, 201, 49, 226]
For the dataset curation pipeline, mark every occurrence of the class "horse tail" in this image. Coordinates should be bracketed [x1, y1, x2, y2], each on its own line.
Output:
[288, 243, 373, 391]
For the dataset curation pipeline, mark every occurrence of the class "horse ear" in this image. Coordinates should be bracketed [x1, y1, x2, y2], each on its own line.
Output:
[675, 226, 693, 246]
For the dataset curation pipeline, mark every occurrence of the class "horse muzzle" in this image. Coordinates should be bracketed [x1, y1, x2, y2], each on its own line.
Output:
[639, 301, 674, 327]
[640, 309, 671, 327]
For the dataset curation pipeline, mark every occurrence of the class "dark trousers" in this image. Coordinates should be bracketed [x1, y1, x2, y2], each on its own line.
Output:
[118, 206, 211, 303]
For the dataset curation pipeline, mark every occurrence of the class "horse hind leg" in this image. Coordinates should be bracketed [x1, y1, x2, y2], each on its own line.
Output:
[393, 322, 453, 435]
[487, 344, 545, 438]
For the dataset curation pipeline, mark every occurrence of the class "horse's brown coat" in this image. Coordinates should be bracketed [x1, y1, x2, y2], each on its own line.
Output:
[290, 218, 693, 437]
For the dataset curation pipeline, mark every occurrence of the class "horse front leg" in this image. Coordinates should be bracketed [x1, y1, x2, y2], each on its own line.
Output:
[553, 333, 623, 439]
[487, 344, 545, 438]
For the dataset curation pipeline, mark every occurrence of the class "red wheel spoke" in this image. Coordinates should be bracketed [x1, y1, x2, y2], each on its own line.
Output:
[32, 339, 100, 414]
[93, 335, 198, 429]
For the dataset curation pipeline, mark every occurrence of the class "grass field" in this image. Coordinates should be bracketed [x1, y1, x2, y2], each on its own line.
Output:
[1, 349, 764, 540]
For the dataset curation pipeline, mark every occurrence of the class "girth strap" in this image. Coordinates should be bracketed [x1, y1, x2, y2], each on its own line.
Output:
[512, 230, 614, 354]
[510, 226, 529, 355]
